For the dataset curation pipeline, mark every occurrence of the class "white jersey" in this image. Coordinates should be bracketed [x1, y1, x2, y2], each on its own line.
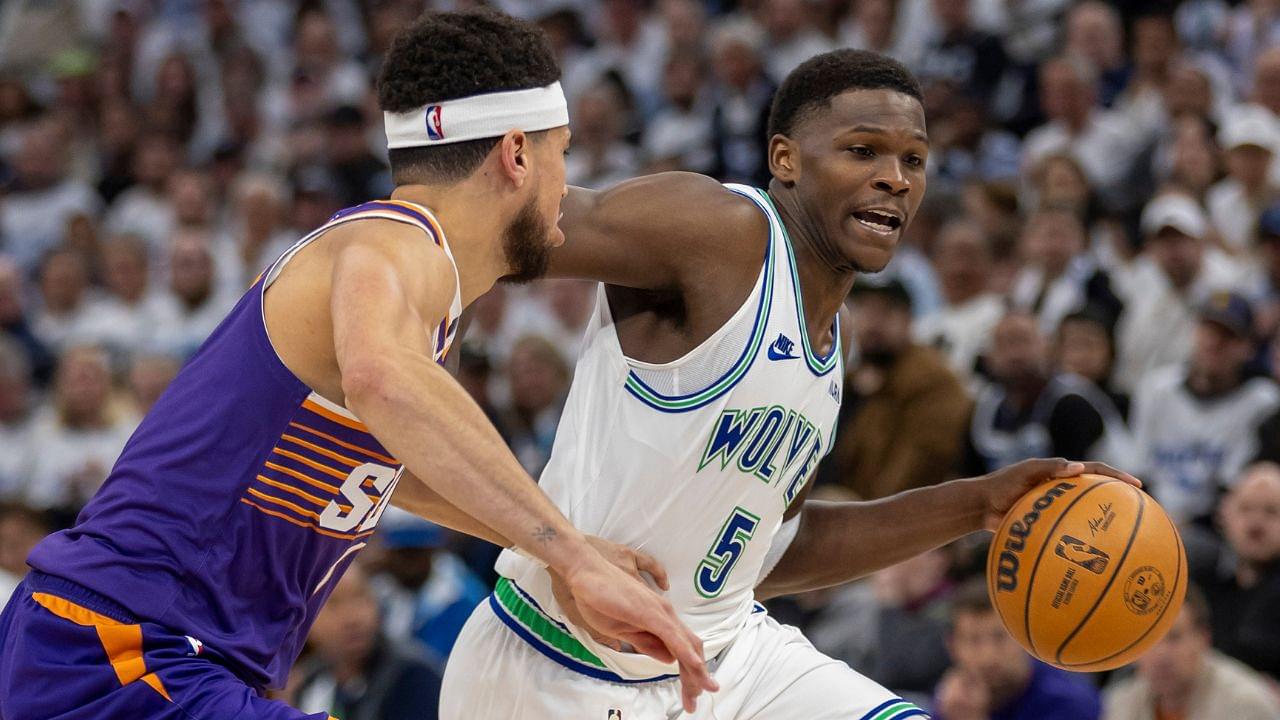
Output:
[494, 184, 844, 681]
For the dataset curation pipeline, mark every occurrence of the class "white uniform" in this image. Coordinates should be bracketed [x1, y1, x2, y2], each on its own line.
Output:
[441, 185, 929, 720]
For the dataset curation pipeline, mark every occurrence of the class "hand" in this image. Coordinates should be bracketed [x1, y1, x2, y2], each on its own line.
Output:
[561, 547, 719, 712]
[551, 536, 670, 652]
[972, 458, 1141, 531]
[935, 669, 990, 720]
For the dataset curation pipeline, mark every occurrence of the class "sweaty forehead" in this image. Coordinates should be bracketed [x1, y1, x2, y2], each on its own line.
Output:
[797, 88, 927, 140]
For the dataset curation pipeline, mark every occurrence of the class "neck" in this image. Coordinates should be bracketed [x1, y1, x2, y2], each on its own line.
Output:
[767, 181, 857, 345]
[391, 183, 510, 307]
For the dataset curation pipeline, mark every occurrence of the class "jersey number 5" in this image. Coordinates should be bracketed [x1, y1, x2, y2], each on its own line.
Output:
[695, 506, 760, 598]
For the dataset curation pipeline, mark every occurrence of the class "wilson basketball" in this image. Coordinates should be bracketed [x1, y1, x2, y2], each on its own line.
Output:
[985, 474, 1187, 672]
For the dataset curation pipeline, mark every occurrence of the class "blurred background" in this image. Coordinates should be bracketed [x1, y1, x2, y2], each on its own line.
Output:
[0, 0, 1279, 718]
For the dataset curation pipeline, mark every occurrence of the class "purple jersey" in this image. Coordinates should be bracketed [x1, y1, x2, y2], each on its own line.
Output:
[27, 200, 462, 690]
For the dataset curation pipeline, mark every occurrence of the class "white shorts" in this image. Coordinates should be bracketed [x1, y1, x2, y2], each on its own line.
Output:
[440, 593, 930, 720]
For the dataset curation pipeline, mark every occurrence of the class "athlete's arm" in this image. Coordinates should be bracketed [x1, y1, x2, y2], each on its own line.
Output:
[331, 238, 716, 709]
[548, 172, 766, 288]
[755, 459, 1140, 600]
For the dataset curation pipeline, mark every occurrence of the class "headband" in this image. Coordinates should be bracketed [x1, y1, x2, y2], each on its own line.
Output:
[383, 82, 569, 149]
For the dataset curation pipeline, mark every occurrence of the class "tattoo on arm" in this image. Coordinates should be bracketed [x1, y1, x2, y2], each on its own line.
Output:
[533, 524, 558, 543]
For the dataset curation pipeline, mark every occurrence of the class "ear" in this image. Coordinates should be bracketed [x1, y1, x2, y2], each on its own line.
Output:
[497, 130, 530, 189]
[768, 134, 800, 185]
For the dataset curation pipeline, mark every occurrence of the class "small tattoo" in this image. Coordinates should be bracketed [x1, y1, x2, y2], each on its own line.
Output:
[533, 525, 558, 543]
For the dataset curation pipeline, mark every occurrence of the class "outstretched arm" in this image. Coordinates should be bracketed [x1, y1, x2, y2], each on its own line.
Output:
[330, 236, 717, 709]
[548, 172, 766, 288]
[756, 459, 1140, 600]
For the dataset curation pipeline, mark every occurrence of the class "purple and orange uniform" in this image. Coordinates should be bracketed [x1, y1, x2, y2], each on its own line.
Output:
[0, 200, 461, 719]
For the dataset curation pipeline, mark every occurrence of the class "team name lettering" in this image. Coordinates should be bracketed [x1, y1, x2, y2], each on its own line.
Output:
[699, 406, 823, 505]
[994, 481, 1077, 593]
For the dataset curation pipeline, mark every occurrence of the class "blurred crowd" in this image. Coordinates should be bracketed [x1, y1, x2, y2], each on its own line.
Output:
[1, 0, 1280, 717]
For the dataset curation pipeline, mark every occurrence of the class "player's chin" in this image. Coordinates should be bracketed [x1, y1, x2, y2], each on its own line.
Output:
[843, 223, 898, 271]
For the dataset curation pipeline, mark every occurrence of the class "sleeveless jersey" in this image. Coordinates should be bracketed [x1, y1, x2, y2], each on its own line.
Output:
[27, 199, 462, 690]
[493, 184, 843, 681]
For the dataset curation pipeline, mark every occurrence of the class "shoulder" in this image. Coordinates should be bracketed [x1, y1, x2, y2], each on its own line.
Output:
[618, 172, 769, 243]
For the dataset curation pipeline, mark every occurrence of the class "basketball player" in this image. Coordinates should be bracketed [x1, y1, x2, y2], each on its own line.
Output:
[0, 12, 715, 719]
[426, 50, 1139, 718]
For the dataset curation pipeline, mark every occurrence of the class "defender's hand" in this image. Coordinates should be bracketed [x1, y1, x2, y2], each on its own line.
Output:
[972, 458, 1141, 531]
[551, 537, 670, 652]
[560, 549, 718, 712]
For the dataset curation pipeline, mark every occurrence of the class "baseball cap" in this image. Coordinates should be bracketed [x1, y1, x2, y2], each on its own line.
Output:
[1140, 193, 1207, 239]
[1199, 291, 1254, 339]
[1218, 104, 1280, 153]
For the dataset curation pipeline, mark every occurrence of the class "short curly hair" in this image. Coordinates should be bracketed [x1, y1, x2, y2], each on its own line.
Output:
[377, 9, 560, 185]
[767, 50, 922, 139]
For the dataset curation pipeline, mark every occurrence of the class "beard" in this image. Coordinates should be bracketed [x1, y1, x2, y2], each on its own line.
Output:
[500, 198, 553, 284]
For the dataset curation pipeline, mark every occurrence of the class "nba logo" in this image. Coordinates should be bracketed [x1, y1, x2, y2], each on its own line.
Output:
[426, 105, 444, 140]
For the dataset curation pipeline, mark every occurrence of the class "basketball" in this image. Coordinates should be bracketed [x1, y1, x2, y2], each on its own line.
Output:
[985, 474, 1187, 672]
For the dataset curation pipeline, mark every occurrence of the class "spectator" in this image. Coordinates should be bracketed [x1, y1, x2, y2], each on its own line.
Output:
[502, 335, 571, 478]
[23, 346, 135, 514]
[1206, 105, 1280, 252]
[1054, 305, 1130, 420]
[151, 229, 236, 359]
[1191, 462, 1280, 678]
[229, 172, 293, 281]
[0, 119, 101, 273]
[707, 19, 774, 187]
[0, 338, 34, 499]
[84, 234, 163, 357]
[1132, 292, 1280, 524]
[294, 563, 443, 720]
[0, 504, 50, 604]
[102, 134, 181, 252]
[642, 51, 713, 174]
[933, 579, 1101, 720]
[1021, 56, 1143, 204]
[915, 218, 1004, 382]
[31, 248, 98, 352]
[369, 513, 489, 660]
[1063, 1, 1130, 108]
[809, 547, 955, 703]
[1009, 204, 1121, 335]
[758, 0, 835, 84]
[823, 280, 970, 499]
[961, 310, 1129, 475]
[1103, 585, 1280, 720]
[1113, 193, 1243, 392]
[913, 0, 1009, 107]
[0, 257, 54, 383]
[126, 353, 180, 415]
[322, 105, 392, 208]
[565, 83, 639, 189]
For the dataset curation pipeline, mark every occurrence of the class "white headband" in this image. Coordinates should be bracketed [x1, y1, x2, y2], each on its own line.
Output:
[383, 82, 569, 149]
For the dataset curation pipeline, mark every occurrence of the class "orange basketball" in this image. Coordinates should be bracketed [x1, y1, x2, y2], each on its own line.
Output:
[985, 474, 1187, 672]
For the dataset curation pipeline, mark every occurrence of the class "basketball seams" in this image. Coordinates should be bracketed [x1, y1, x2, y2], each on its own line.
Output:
[1018, 479, 1120, 659]
[1053, 484, 1146, 665]
[1060, 503, 1186, 668]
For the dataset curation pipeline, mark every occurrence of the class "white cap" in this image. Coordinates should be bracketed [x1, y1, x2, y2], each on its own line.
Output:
[1218, 104, 1280, 153]
[1141, 193, 1207, 239]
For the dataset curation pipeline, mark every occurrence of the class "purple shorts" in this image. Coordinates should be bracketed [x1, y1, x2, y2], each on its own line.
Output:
[0, 572, 332, 720]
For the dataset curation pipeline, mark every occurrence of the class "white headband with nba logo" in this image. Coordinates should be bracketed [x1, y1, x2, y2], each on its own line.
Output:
[383, 82, 569, 149]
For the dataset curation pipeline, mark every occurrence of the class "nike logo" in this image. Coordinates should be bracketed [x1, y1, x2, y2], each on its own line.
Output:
[767, 333, 799, 361]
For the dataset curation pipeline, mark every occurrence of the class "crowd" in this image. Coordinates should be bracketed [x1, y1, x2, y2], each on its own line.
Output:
[1, 0, 1279, 717]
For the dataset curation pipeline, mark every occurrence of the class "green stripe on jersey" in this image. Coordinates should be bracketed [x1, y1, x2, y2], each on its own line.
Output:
[869, 700, 923, 720]
[493, 577, 608, 669]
